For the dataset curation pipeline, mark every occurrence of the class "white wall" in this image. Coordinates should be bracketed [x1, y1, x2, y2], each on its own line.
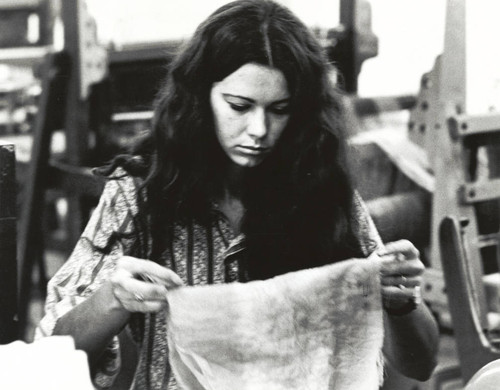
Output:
[86, 0, 340, 45]
[86, 0, 447, 98]
[358, 0, 446, 97]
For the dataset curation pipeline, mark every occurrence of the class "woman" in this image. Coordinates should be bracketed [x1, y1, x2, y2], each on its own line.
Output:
[36, 0, 439, 388]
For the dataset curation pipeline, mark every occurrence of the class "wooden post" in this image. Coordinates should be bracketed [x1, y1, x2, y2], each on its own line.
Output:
[38, 0, 56, 46]
[59, 0, 107, 249]
[333, 0, 378, 93]
[60, 0, 91, 249]
[17, 52, 69, 335]
[0, 142, 18, 343]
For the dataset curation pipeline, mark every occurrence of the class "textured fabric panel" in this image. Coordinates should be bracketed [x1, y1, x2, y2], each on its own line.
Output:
[166, 258, 384, 390]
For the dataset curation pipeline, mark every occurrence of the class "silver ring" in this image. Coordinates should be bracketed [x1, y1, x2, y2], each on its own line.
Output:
[141, 273, 156, 283]
[412, 286, 422, 305]
[398, 284, 406, 290]
[134, 292, 145, 302]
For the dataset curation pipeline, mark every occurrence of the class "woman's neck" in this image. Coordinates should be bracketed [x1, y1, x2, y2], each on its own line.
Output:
[223, 162, 247, 198]
[216, 190, 244, 235]
[216, 163, 248, 234]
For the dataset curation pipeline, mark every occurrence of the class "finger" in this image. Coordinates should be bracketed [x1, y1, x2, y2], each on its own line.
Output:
[382, 285, 422, 309]
[111, 280, 169, 313]
[111, 271, 168, 303]
[381, 275, 422, 288]
[140, 301, 168, 313]
[380, 258, 425, 276]
[121, 277, 169, 301]
[122, 298, 168, 313]
[118, 256, 184, 288]
[378, 239, 419, 260]
[382, 285, 416, 307]
[382, 284, 417, 297]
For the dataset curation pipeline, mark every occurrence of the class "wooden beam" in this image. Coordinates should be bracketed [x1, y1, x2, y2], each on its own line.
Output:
[0, 0, 40, 10]
[0, 142, 18, 343]
[60, 0, 93, 248]
[17, 52, 68, 335]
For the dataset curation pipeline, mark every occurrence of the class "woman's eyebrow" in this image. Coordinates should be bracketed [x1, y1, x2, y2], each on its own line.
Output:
[222, 93, 254, 103]
[222, 93, 290, 104]
[270, 98, 291, 105]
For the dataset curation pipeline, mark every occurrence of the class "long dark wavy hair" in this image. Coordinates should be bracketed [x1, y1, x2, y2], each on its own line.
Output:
[105, 0, 364, 280]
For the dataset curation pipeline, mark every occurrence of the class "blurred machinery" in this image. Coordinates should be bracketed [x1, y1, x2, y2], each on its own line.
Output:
[2, 0, 500, 388]
[0, 66, 39, 135]
[0, 0, 54, 136]
[356, 0, 500, 387]
[0, 0, 49, 48]
[413, 1, 500, 384]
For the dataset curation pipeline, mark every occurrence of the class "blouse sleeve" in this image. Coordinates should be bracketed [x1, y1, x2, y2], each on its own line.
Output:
[35, 169, 143, 389]
[352, 191, 385, 256]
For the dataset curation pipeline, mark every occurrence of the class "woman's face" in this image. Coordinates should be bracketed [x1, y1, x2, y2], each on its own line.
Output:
[210, 63, 291, 168]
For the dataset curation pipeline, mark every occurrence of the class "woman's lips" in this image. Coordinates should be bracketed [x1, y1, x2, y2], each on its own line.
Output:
[236, 145, 269, 155]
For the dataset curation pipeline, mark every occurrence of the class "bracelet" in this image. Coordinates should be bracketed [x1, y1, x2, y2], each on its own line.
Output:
[384, 299, 418, 316]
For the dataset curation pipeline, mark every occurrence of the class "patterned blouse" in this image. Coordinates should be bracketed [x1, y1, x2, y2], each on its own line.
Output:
[35, 167, 382, 390]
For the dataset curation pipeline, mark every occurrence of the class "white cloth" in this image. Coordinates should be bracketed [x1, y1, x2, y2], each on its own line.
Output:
[166, 258, 384, 390]
[0, 336, 93, 390]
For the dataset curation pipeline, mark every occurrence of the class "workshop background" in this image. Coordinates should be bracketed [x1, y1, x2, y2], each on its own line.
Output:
[1, 1, 500, 389]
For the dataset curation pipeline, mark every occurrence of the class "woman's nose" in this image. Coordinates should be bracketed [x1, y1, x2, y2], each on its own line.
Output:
[246, 109, 268, 139]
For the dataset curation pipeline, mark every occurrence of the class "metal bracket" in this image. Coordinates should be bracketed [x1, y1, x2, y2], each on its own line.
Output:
[459, 179, 500, 204]
[449, 113, 500, 141]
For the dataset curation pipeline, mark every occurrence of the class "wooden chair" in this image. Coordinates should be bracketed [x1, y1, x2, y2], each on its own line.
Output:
[440, 216, 500, 383]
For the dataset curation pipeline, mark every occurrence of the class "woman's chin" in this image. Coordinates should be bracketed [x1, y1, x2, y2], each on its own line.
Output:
[229, 155, 265, 169]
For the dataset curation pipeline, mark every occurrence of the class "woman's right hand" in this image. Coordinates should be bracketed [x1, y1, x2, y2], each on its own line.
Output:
[109, 256, 184, 313]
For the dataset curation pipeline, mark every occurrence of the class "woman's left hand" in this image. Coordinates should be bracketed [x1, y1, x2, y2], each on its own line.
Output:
[378, 239, 424, 314]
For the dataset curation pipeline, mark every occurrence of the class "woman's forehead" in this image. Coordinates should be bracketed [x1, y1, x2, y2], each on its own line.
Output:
[213, 63, 290, 102]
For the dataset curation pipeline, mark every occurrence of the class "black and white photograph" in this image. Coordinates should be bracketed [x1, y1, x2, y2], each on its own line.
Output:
[0, 1, 499, 389]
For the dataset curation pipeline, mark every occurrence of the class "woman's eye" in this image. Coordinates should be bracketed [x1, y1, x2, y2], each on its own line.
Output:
[270, 106, 290, 115]
[229, 103, 250, 112]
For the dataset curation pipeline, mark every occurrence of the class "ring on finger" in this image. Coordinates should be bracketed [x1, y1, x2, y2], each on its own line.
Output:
[412, 285, 422, 305]
[134, 292, 145, 302]
[397, 275, 407, 290]
[140, 273, 156, 284]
